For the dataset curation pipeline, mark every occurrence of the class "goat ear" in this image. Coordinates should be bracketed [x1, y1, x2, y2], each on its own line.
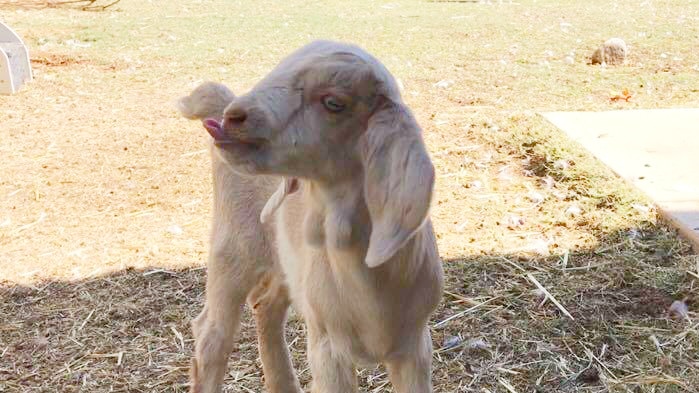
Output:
[177, 82, 235, 121]
[260, 178, 299, 224]
[361, 103, 435, 268]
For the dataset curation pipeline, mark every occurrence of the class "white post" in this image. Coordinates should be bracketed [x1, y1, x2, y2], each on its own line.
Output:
[0, 21, 32, 95]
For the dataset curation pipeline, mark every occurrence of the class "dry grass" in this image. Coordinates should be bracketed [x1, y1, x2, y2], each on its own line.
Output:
[1, 0, 699, 391]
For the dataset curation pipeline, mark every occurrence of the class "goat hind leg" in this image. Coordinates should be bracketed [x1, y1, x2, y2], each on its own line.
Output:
[190, 253, 259, 393]
[248, 270, 303, 393]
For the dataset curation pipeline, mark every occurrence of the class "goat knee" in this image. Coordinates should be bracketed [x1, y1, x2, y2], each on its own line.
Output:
[191, 306, 209, 340]
[247, 273, 290, 327]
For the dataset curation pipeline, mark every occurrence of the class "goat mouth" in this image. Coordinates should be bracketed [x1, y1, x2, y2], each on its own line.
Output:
[203, 118, 265, 150]
[216, 136, 266, 150]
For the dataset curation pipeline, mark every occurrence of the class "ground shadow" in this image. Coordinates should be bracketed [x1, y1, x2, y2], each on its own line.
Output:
[1, 225, 697, 392]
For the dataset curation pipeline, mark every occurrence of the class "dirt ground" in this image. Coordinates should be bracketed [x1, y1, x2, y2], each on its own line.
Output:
[1, 0, 698, 392]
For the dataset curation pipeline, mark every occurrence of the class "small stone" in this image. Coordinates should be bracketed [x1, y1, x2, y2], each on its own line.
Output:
[565, 205, 582, 216]
[466, 337, 489, 350]
[166, 225, 183, 235]
[577, 367, 600, 384]
[627, 228, 641, 239]
[540, 176, 555, 189]
[34, 335, 49, 349]
[506, 214, 525, 229]
[455, 221, 469, 232]
[468, 180, 483, 189]
[632, 203, 651, 213]
[527, 239, 551, 256]
[591, 38, 627, 66]
[527, 191, 545, 204]
[533, 288, 547, 302]
[443, 336, 462, 349]
[553, 159, 570, 170]
[668, 299, 689, 320]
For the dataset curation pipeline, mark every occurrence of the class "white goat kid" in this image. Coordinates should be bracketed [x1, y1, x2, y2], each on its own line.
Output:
[178, 40, 443, 393]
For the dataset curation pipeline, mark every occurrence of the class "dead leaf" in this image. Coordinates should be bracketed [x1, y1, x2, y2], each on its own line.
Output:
[610, 88, 632, 102]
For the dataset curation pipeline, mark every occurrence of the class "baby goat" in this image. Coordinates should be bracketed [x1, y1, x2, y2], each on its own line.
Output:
[178, 40, 443, 393]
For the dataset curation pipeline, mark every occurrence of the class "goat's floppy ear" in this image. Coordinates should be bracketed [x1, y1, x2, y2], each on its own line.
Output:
[361, 102, 435, 268]
[177, 81, 235, 121]
[260, 178, 299, 224]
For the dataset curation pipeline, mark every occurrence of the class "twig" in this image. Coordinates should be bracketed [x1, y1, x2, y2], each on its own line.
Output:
[54, 0, 97, 5]
[89, 352, 124, 365]
[665, 322, 699, 347]
[181, 149, 207, 157]
[170, 326, 185, 351]
[78, 309, 95, 331]
[443, 290, 480, 305]
[67, 336, 84, 347]
[82, 0, 121, 10]
[497, 367, 521, 375]
[438, 169, 470, 178]
[526, 273, 574, 321]
[11, 212, 46, 235]
[433, 297, 499, 328]
[126, 209, 154, 217]
[561, 261, 615, 271]
[143, 269, 177, 276]
[584, 347, 617, 380]
[371, 380, 390, 393]
[240, 385, 256, 393]
[498, 378, 519, 393]
[434, 145, 482, 157]
[615, 375, 691, 391]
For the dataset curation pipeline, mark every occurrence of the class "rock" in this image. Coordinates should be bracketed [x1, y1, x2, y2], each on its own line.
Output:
[591, 38, 627, 66]
[442, 336, 462, 349]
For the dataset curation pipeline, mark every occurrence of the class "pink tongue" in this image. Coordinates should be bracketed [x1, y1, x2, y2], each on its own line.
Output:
[202, 119, 229, 142]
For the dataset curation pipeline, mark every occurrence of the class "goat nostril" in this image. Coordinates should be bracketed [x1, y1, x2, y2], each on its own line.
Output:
[226, 110, 247, 125]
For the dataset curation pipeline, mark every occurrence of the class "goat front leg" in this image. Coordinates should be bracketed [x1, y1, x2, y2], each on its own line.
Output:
[307, 323, 357, 393]
[247, 270, 303, 393]
[385, 328, 434, 393]
[190, 244, 260, 393]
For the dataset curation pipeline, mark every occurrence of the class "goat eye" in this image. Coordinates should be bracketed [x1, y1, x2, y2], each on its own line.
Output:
[321, 95, 346, 113]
